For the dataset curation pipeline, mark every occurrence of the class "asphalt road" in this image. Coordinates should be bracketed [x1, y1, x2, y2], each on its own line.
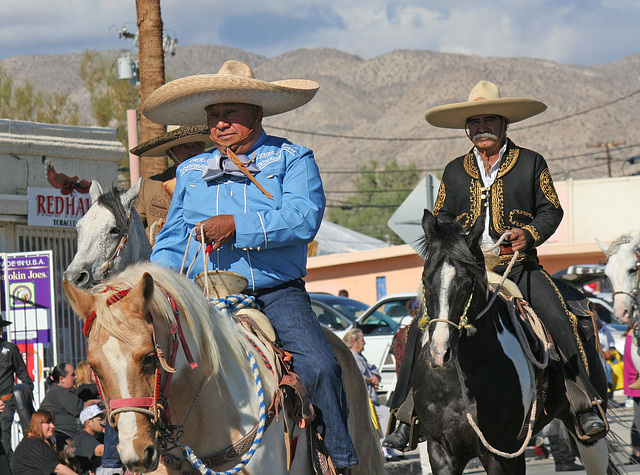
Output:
[385, 392, 640, 474]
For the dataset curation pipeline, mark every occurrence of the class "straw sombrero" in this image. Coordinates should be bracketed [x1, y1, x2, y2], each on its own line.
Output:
[130, 125, 213, 157]
[142, 60, 320, 125]
[424, 81, 547, 129]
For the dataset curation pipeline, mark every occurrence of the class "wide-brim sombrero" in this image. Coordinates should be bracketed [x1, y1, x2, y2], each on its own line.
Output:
[130, 125, 214, 157]
[424, 81, 547, 129]
[142, 60, 320, 125]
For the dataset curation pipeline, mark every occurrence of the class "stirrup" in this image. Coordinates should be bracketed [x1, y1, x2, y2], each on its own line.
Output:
[574, 399, 609, 443]
[407, 415, 424, 452]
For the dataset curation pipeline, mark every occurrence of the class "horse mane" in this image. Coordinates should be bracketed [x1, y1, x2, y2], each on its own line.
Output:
[416, 219, 487, 284]
[97, 187, 129, 239]
[90, 262, 247, 377]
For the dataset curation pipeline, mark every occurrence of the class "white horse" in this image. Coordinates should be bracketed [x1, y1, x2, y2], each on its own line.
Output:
[64, 182, 384, 474]
[596, 231, 640, 325]
[63, 179, 152, 288]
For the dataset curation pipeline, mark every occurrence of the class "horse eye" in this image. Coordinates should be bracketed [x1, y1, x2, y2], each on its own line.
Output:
[109, 227, 120, 235]
[141, 354, 156, 369]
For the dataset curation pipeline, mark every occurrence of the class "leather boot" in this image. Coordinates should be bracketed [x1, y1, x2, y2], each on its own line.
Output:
[382, 422, 411, 450]
[578, 409, 606, 437]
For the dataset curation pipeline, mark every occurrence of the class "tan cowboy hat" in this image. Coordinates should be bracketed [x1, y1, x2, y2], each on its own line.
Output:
[424, 81, 547, 129]
[130, 125, 214, 157]
[142, 60, 320, 125]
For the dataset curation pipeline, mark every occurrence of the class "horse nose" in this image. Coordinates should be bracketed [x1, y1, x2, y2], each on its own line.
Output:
[142, 445, 159, 470]
[64, 269, 91, 288]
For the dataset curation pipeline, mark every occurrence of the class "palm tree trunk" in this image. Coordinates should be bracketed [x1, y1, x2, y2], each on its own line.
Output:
[136, 0, 167, 177]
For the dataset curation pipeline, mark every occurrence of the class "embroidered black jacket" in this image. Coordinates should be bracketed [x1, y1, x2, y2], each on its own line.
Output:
[432, 139, 563, 263]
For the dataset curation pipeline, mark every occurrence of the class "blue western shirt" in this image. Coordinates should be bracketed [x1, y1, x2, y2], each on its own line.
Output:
[151, 131, 325, 290]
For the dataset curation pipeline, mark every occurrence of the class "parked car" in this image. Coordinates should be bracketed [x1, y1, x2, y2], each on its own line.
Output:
[308, 292, 367, 331]
[308, 292, 411, 402]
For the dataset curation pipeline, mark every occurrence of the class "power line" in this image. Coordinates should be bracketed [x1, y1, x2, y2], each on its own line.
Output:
[266, 88, 640, 141]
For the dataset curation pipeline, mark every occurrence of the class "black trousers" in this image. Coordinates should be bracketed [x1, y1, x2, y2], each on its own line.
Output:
[389, 260, 603, 415]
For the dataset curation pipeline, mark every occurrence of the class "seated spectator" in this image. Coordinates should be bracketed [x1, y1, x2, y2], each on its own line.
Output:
[75, 362, 99, 403]
[73, 405, 105, 473]
[11, 409, 78, 474]
[39, 363, 101, 438]
[55, 435, 80, 474]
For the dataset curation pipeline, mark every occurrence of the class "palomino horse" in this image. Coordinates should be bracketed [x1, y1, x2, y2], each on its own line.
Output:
[64, 179, 151, 288]
[63, 184, 383, 474]
[412, 209, 614, 475]
[596, 231, 640, 325]
[65, 263, 315, 473]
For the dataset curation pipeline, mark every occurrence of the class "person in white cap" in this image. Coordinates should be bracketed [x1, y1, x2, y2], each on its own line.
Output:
[73, 404, 105, 473]
[144, 60, 357, 472]
[384, 81, 607, 450]
[130, 125, 213, 242]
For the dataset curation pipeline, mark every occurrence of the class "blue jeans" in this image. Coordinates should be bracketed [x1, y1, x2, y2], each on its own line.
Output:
[253, 279, 358, 468]
[101, 422, 122, 468]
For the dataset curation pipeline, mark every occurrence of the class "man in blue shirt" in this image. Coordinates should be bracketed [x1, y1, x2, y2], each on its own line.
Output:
[143, 60, 357, 472]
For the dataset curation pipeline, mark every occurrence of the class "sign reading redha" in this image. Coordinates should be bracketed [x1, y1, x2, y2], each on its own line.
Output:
[27, 187, 91, 228]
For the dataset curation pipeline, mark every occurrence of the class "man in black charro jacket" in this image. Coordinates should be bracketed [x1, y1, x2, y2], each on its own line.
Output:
[384, 81, 607, 450]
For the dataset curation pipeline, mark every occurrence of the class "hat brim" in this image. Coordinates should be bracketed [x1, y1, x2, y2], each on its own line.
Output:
[142, 75, 319, 125]
[130, 125, 214, 157]
[424, 98, 547, 129]
[0, 320, 11, 327]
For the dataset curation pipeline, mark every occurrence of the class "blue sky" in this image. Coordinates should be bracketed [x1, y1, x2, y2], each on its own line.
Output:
[1, 0, 637, 65]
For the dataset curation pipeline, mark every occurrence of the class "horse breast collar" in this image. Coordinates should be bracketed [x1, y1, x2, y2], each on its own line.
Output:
[83, 285, 198, 429]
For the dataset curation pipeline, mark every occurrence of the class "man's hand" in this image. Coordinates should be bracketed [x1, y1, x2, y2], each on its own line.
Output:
[0, 399, 5, 413]
[195, 215, 236, 252]
[367, 374, 380, 390]
[507, 228, 529, 252]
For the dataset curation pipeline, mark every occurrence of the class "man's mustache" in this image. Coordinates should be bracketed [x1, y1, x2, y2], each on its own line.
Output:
[472, 132, 499, 142]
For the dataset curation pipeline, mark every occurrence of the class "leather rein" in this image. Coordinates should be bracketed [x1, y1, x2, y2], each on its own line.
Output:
[83, 285, 198, 430]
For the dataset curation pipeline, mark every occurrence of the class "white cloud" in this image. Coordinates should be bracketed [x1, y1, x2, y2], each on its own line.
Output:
[0, 0, 638, 66]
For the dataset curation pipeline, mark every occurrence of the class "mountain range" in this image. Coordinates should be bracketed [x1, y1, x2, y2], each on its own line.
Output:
[2, 45, 640, 203]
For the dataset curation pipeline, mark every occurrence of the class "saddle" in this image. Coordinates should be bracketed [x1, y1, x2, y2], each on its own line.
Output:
[190, 271, 336, 475]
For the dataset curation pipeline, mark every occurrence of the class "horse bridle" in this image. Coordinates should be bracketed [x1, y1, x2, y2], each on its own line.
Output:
[83, 285, 198, 430]
[101, 210, 132, 278]
[610, 252, 640, 310]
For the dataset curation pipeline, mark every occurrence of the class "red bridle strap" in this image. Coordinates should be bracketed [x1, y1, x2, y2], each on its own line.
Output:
[83, 284, 199, 428]
[83, 288, 131, 337]
[110, 397, 155, 410]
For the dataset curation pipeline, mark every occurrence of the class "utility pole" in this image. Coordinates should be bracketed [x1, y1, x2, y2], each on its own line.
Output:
[587, 141, 626, 177]
[135, 0, 167, 178]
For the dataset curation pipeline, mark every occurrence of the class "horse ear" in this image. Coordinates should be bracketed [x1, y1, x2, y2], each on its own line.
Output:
[121, 178, 142, 212]
[421, 209, 437, 241]
[465, 213, 485, 249]
[631, 231, 640, 250]
[63, 281, 96, 322]
[595, 237, 609, 254]
[126, 272, 156, 316]
[89, 180, 103, 204]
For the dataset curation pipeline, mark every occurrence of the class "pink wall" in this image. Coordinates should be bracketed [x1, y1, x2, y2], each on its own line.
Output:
[304, 242, 607, 306]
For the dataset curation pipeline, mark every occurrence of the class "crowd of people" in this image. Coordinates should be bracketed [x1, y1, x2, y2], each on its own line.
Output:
[5, 361, 105, 475]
